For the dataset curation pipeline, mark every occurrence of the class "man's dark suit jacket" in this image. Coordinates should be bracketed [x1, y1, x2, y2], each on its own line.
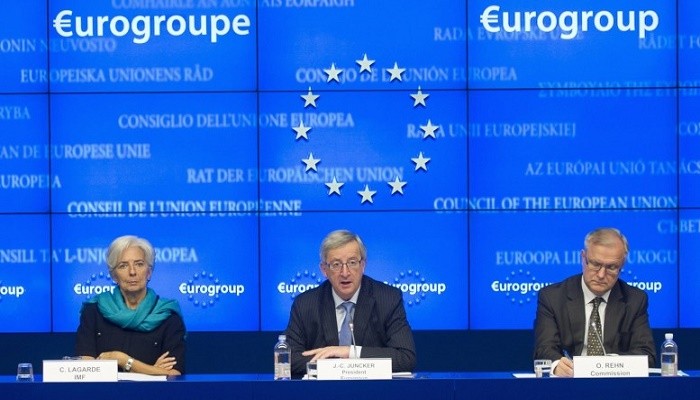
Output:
[534, 274, 656, 367]
[284, 275, 416, 377]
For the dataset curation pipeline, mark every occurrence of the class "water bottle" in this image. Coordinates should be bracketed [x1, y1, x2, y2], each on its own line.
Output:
[660, 332, 678, 377]
[274, 334, 291, 380]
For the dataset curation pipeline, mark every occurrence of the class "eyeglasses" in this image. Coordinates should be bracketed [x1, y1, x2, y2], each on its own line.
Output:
[324, 258, 363, 272]
[585, 257, 621, 275]
[115, 260, 148, 271]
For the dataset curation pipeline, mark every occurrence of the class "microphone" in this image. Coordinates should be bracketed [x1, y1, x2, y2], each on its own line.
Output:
[348, 320, 358, 359]
[590, 322, 607, 356]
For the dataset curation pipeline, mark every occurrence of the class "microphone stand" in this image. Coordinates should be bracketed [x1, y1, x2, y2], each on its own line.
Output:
[590, 322, 607, 356]
[349, 321, 358, 359]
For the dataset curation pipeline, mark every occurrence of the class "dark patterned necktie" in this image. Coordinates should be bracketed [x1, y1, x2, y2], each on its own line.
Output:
[587, 297, 605, 356]
[338, 302, 355, 345]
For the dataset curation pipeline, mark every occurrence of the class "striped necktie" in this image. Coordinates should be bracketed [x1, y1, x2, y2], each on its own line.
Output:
[338, 301, 354, 346]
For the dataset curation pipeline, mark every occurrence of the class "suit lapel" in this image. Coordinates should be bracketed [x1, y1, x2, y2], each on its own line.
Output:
[603, 282, 626, 349]
[353, 277, 374, 345]
[320, 282, 340, 346]
[566, 276, 586, 355]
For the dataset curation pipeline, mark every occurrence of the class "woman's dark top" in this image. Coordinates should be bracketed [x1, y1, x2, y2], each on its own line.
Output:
[75, 303, 186, 373]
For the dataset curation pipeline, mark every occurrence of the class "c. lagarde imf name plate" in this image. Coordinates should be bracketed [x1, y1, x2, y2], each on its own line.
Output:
[316, 358, 392, 380]
[43, 359, 118, 382]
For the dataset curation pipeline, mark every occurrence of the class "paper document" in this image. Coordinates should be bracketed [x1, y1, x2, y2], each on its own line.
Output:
[303, 371, 415, 380]
[117, 372, 167, 381]
[513, 373, 536, 378]
[516, 369, 688, 378]
[649, 368, 688, 376]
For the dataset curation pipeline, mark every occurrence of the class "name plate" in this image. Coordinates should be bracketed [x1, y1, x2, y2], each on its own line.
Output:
[316, 358, 392, 380]
[43, 359, 118, 382]
[573, 355, 649, 378]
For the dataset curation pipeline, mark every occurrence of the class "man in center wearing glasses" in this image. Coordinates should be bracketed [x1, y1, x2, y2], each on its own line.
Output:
[534, 227, 656, 377]
[284, 229, 416, 378]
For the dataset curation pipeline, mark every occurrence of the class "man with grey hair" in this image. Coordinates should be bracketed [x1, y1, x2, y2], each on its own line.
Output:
[284, 229, 416, 378]
[534, 228, 656, 376]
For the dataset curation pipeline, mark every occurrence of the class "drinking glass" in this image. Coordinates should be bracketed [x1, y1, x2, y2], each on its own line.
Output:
[306, 361, 317, 380]
[16, 363, 34, 382]
[533, 359, 552, 378]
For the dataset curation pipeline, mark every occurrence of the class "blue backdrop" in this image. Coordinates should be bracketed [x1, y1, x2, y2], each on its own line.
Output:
[0, 1, 698, 334]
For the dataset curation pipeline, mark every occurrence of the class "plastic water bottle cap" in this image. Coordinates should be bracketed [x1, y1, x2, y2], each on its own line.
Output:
[665, 333, 673, 340]
[278, 334, 286, 341]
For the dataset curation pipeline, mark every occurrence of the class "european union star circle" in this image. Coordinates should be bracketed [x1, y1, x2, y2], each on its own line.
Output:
[292, 54, 440, 205]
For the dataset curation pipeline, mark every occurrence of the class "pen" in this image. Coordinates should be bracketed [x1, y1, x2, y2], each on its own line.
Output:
[563, 350, 572, 360]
